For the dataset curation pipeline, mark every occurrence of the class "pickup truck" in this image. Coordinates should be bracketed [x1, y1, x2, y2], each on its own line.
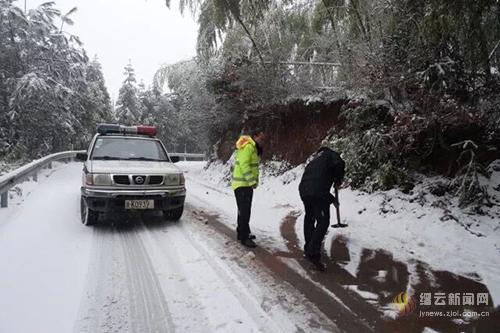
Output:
[78, 124, 185, 225]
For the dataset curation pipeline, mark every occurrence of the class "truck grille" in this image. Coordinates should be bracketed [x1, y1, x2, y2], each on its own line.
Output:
[113, 175, 130, 185]
[148, 176, 164, 185]
[113, 175, 164, 185]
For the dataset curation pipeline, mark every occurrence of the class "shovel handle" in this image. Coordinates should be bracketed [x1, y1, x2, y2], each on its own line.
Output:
[334, 187, 341, 225]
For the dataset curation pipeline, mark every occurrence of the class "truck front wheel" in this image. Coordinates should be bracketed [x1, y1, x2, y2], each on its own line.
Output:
[163, 206, 183, 221]
[81, 196, 99, 225]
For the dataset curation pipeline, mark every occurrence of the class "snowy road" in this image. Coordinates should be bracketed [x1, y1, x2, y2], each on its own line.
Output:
[1, 161, 499, 333]
[0, 163, 338, 333]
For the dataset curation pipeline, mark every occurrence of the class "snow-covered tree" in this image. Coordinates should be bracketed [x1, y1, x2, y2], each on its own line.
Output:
[153, 59, 219, 153]
[115, 62, 141, 124]
[160, 0, 500, 206]
[80, 57, 113, 131]
[0, 1, 113, 160]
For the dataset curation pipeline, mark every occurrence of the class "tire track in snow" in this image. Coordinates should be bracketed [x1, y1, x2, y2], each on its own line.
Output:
[120, 229, 175, 333]
[182, 202, 373, 333]
[75, 227, 131, 333]
[137, 222, 215, 332]
[142, 218, 285, 333]
[76, 225, 174, 333]
[177, 224, 286, 332]
[179, 207, 340, 333]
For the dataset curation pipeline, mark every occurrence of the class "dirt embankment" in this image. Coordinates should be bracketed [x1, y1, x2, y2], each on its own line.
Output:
[216, 96, 499, 185]
[216, 99, 347, 165]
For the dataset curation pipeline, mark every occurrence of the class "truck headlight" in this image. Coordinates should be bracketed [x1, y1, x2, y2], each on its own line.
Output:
[86, 173, 112, 186]
[164, 174, 180, 185]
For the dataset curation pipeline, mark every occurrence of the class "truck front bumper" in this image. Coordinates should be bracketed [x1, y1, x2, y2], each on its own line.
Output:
[81, 187, 186, 212]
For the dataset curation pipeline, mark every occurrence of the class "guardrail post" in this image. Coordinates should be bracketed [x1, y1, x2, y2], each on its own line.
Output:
[33, 172, 38, 182]
[1, 191, 7, 208]
[48, 162, 52, 169]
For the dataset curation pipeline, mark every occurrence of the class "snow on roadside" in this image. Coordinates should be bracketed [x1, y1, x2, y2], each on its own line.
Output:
[0, 162, 94, 333]
[0, 161, 67, 224]
[178, 160, 500, 306]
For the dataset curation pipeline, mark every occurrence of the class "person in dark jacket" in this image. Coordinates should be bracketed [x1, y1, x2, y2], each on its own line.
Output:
[298, 146, 345, 271]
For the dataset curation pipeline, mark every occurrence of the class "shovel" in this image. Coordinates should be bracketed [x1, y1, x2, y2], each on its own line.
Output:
[331, 187, 348, 228]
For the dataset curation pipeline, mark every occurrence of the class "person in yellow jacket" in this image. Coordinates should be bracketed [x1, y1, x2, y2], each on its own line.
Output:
[231, 130, 266, 248]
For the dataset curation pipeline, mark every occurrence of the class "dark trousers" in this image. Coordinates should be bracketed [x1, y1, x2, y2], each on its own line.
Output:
[234, 186, 253, 240]
[302, 196, 330, 261]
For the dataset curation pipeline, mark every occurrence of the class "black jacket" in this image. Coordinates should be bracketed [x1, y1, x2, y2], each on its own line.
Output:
[299, 147, 345, 199]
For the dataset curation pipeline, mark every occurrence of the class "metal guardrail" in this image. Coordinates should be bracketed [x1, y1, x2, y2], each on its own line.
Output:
[0, 150, 86, 208]
[0, 150, 206, 208]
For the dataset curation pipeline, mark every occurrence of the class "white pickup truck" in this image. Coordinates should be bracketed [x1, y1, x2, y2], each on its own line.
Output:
[77, 124, 185, 225]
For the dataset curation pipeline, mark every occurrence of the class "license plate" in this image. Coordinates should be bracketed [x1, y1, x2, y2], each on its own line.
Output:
[125, 200, 154, 209]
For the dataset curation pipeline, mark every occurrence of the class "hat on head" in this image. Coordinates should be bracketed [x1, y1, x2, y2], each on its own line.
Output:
[320, 134, 335, 150]
[242, 125, 265, 137]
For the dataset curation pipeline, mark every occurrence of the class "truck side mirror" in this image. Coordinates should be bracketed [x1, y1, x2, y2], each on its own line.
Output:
[76, 152, 88, 161]
[170, 156, 180, 163]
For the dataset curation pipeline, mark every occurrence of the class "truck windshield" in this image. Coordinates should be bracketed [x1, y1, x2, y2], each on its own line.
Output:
[91, 137, 169, 161]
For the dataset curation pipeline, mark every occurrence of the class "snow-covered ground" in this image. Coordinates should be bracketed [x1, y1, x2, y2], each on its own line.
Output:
[1, 159, 498, 332]
[0, 162, 339, 333]
[179, 159, 500, 307]
[0, 162, 94, 333]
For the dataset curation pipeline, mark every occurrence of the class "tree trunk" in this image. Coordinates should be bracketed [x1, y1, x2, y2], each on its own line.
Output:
[224, 0, 266, 66]
[349, 0, 371, 48]
[235, 15, 266, 66]
[321, 0, 343, 60]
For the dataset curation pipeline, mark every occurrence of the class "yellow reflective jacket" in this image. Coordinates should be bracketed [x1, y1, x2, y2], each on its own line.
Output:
[231, 135, 260, 190]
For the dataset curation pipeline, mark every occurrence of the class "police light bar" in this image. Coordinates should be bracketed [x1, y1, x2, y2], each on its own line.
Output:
[137, 125, 157, 136]
[96, 124, 157, 136]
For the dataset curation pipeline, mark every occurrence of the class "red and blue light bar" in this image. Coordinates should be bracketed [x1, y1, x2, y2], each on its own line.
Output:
[97, 124, 157, 136]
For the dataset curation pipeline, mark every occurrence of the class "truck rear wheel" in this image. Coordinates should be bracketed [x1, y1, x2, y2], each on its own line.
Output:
[163, 206, 183, 221]
[81, 196, 98, 225]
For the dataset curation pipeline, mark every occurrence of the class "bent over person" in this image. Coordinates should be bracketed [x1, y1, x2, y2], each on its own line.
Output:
[298, 145, 345, 271]
[231, 130, 265, 248]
